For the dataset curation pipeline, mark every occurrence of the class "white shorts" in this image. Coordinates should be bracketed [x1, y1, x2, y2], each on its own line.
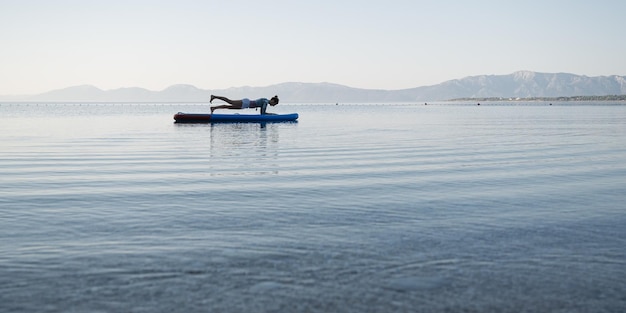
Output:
[241, 98, 250, 109]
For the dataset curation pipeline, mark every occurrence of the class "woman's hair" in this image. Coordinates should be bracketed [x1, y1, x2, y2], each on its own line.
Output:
[271, 95, 279, 104]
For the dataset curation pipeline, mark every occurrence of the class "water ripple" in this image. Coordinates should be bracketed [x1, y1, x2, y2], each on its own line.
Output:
[1, 104, 625, 312]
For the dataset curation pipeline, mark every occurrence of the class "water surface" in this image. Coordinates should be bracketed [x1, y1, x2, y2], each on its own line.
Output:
[1, 103, 625, 312]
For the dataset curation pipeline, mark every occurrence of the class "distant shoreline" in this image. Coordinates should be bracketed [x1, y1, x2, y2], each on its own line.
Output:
[449, 95, 626, 102]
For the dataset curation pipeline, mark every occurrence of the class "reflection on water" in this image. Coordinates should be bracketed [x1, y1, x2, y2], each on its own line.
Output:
[174, 121, 295, 176]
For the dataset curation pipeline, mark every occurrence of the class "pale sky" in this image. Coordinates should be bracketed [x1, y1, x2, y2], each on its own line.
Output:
[1, 0, 625, 95]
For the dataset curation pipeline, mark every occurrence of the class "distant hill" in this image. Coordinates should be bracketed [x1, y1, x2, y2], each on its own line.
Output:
[426, 71, 626, 100]
[2, 71, 625, 103]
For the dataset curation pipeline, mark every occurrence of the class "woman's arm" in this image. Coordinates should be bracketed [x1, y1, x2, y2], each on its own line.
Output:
[260, 100, 275, 114]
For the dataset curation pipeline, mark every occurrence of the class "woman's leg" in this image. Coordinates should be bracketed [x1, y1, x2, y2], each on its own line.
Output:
[210, 95, 243, 105]
[210, 95, 244, 113]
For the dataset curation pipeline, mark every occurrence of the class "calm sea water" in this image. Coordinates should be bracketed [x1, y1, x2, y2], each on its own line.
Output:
[1, 103, 625, 312]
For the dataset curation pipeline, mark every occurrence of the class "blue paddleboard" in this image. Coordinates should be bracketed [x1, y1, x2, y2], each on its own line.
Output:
[174, 112, 298, 123]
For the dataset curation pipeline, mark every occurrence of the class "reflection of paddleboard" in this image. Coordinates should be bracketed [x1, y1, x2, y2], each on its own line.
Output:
[173, 112, 299, 123]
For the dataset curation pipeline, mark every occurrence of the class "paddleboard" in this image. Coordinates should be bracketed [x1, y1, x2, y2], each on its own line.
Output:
[174, 112, 298, 123]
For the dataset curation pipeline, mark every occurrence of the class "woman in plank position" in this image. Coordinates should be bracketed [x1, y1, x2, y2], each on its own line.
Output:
[210, 95, 279, 115]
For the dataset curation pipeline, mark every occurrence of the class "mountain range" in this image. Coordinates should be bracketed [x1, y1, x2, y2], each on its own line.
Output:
[2, 71, 625, 103]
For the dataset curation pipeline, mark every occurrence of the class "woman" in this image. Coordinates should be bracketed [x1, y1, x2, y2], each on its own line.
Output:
[210, 95, 279, 115]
